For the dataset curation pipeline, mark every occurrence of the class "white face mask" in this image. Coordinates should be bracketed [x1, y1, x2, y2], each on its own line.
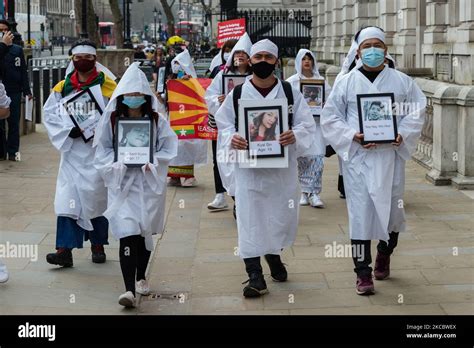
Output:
[172, 63, 180, 74]
[223, 52, 231, 61]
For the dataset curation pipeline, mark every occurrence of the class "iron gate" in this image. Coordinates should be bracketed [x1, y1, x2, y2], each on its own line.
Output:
[224, 9, 312, 57]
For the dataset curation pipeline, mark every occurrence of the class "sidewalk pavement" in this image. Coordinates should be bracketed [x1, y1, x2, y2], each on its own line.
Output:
[0, 127, 472, 315]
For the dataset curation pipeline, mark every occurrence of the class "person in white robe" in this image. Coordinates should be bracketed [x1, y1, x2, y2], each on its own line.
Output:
[287, 49, 332, 208]
[93, 62, 178, 308]
[0, 81, 10, 283]
[215, 39, 316, 297]
[321, 27, 426, 295]
[167, 49, 208, 187]
[205, 33, 252, 211]
[43, 39, 117, 268]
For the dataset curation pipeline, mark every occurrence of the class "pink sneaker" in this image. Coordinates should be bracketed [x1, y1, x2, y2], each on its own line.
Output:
[356, 274, 375, 295]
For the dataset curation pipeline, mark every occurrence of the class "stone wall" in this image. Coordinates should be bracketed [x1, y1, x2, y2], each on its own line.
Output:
[96, 49, 135, 79]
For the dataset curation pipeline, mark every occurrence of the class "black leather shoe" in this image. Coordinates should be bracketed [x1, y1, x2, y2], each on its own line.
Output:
[264, 254, 288, 282]
[242, 272, 268, 298]
[46, 248, 73, 267]
[91, 245, 106, 263]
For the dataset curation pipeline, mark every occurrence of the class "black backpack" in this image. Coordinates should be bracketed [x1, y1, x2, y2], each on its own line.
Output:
[232, 80, 294, 132]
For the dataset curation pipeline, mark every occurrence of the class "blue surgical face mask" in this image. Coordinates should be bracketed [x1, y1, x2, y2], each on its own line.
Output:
[361, 47, 386, 68]
[123, 95, 146, 109]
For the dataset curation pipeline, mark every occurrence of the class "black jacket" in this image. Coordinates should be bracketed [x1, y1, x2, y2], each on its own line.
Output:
[0, 43, 31, 95]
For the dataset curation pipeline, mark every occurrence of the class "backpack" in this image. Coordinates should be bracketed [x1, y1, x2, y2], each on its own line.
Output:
[232, 80, 294, 132]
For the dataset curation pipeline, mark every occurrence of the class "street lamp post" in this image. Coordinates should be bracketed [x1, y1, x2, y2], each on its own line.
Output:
[158, 10, 162, 42]
[153, 7, 157, 44]
[123, 0, 133, 48]
[80, 0, 88, 38]
[27, 0, 31, 47]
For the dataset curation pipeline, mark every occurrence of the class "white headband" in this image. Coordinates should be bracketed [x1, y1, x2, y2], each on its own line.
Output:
[250, 39, 278, 59]
[71, 45, 97, 56]
[357, 27, 385, 47]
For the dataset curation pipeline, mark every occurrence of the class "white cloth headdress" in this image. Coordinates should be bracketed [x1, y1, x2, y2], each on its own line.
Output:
[294, 48, 321, 79]
[357, 27, 386, 46]
[66, 44, 116, 80]
[225, 33, 252, 69]
[250, 39, 278, 59]
[171, 49, 197, 78]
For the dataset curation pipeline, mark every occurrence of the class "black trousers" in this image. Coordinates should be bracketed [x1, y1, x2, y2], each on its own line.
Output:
[211, 140, 226, 194]
[338, 175, 345, 196]
[351, 232, 399, 277]
[0, 92, 21, 158]
[119, 235, 151, 295]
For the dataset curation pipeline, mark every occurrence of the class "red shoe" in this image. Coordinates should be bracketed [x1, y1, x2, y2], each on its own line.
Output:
[374, 252, 391, 280]
[356, 274, 375, 295]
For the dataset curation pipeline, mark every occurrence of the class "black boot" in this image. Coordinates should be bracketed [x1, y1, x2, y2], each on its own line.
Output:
[46, 248, 73, 267]
[91, 244, 106, 264]
[242, 257, 268, 298]
[264, 254, 288, 282]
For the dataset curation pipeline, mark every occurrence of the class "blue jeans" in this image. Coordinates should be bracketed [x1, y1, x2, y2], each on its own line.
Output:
[0, 92, 21, 157]
[56, 216, 109, 249]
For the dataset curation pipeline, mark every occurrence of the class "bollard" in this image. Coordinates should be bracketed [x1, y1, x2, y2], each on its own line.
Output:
[60, 67, 66, 80]
[42, 69, 50, 107]
[52, 67, 60, 87]
[32, 69, 41, 124]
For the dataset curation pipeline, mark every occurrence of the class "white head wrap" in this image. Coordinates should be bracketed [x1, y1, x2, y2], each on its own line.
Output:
[171, 49, 197, 78]
[357, 27, 386, 47]
[294, 48, 321, 78]
[66, 44, 116, 80]
[209, 50, 223, 72]
[250, 39, 278, 59]
[225, 33, 252, 69]
[92, 62, 160, 147]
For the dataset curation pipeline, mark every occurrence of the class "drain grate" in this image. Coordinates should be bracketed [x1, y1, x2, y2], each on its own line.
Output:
[143, 292, 188, 301]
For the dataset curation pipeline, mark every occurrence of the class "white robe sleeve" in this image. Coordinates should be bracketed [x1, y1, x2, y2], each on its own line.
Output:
[395, 78, 426, 161]
[43, 91, 74, 153]
[142, 115, 178, 194]
[291, 87, 317, 157]
[205, 71, 223, 116]
[320, 78, 357, 161]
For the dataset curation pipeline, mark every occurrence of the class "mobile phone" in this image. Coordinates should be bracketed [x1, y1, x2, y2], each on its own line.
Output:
[0, 32, 4, 39]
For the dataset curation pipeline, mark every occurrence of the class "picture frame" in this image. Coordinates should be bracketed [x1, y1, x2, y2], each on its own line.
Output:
[238, 98, 289, 169]
[156, 66, 166, 94]
[62, 88, 103, 143]
[357, 93, 397, 145]
[114, 117, 154, 167]
[222, 74, 247, 96]
[300, 79, 325, 117]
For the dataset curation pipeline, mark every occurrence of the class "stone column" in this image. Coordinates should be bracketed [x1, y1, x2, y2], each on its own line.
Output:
[424, 0, 448, 44]
[332, 0, 344, 65]
[321, 0, 333, 61]
[392, 0, 417, 68]
[379, 0, 397, 47]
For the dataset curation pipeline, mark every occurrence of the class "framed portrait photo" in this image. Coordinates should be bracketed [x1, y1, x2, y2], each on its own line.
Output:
[62, 88, 103, 143]
[222, 74, 247, 96]
[156, 66, 166, 94]
[300, 79, 325, 117]
[238, 98, 289, 169]
[357, 93, 397, 144]
[114, 117, 154, 167]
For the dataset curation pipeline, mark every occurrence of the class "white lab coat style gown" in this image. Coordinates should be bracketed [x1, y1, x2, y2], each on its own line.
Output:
[321, 66, 426, 241]
[215, 79, 316, 258]
[43, 85, 111, 231]
[286, 49, 332, 157]
[93, 63, 178, 251]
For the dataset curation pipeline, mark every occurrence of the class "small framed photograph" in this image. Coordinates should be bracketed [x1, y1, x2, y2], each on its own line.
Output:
[357, 93, 397, 144]
[63, 88, 103, 142]
[156, 66, 166, 94]
[114, 117, 154, 167]
[222, 74, 247, 96]
[300, 79, 325, 117]
[238, 98, 289, 169]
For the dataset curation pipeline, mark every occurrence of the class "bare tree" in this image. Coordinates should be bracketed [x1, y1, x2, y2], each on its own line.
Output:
[74, 0, 101, 46]
[109, 0, 124, 48]
[160, 0, 176, 37]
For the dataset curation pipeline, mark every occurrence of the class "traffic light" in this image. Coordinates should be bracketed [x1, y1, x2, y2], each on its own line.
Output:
[144, 25, 149, 32]
[40, 23, 45, 32]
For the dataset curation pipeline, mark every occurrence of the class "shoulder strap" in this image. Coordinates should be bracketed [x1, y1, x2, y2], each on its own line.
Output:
[281, 80, 294, 129]
[233, 84, 243, 132]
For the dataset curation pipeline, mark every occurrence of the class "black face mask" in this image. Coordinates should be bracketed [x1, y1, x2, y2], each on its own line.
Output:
[252, 61, 276, 79]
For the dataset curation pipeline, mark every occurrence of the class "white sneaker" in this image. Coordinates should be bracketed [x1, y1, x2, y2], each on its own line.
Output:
[299, 193, 309, 206]
[118, 291, 136, 308]
[136, 279, 150, 296]
[0, 263, 9, 283]
[208, 193, 228, 211]
[309, 194, 325, 208]
[181, 177, 197, 187]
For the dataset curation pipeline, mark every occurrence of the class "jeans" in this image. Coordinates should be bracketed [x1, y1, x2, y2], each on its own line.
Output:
[56, 216, 109, 249]
[0, 92, 21, 157]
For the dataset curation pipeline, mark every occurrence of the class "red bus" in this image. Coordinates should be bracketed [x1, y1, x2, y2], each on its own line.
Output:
[175, 21, 201, 42]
